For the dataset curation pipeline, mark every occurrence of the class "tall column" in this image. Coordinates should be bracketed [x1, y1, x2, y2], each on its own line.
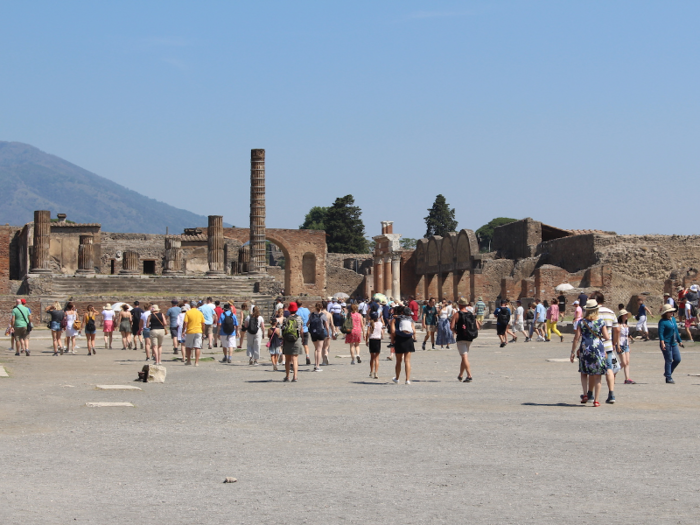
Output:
[76, 235, 95, 274]
[374, 257, 383, 297]
[383, 257, 392, 298]
[119, 250, 140, 275]
[163, 238, 183, 274]
[391, 253, 401, 301]
[30, 210, 52, 273]
[206, 215, 225, 275]
[249, 148, 266, 273]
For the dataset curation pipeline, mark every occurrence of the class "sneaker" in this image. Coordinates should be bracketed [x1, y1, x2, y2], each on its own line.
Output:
[249, 358, 253, 365]
[283, 377, 289, 382]
[666, 378, 675, 384]
[227, 357, 232, 364]
[458, 376, 463, 381]
[25, 350, 30, 356]
[606, 393, 616, 404]
[351, 360, 355, 365]
[392, 377, 399, 384]
[422, 341, 426, 351]
[184, 361, 191, 366]
[405, 380, 411, 385]
[323, 357, 329, 366]
[314, 367, 323, 372]
[386, 356, 393, 361]
[525, 337, 530, 342]
[373, 372, 378, 379]
[369, 373, 373, 378]
[357, 356, 361, 364]
[464, 377, 473, 382]
[220, 357, 228, 363]
[306, 357, 311, 365]
[499, 342, 505, 348]
[253, 361, 259, 366]
[14, 352, 19, 356]
[291, 378, 297, 382]
[431, 345, 435, 350]
[624, 379, 636, 384]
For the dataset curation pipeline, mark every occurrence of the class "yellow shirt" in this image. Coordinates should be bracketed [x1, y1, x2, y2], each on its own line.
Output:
[184, 309, 204, 334]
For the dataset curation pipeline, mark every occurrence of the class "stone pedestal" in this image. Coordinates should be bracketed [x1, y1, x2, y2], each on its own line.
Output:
[391, 253, 401, 301]
[30, 210, 52, 273]
[249, 149, 266, 273]
[163, 238, 183, 275]
[76, 235, 95, 274]
[119, 250, 140, 275]
[206, 215, 225, 276]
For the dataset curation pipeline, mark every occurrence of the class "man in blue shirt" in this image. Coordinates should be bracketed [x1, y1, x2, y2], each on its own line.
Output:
[534, 299, 547, 342]
[198, 297, 216, 350]
[296, 300, 311, 365]
[218, 303, 240, 364]
[166, 300, 181, 353]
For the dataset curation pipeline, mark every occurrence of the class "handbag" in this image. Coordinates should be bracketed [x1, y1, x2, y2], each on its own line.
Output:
[15, 306, 32, 334]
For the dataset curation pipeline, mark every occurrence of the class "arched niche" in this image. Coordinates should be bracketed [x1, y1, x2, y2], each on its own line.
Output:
[302, 252, 316, 284]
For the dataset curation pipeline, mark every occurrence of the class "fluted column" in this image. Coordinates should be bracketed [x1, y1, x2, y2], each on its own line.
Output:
[249, 148, 266, 273]
[206, 215, 224, 275]
[391, 252, 401, 301]
[238, 245, 251, 274]
[30, 210, 52, 273]
[163, 238, 183, 274]
[374, 258, 383, 297]
[383, 257, 392, 298]
[76, 235, 95, 274]
[119, 250, 140, 275]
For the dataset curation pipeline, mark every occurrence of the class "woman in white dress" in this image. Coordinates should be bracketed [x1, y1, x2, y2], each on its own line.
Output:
[244, 306, 265, 366]
[64, 302, 79, 354]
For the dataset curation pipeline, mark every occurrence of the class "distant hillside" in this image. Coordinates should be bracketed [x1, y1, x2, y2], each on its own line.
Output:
[0, 141, 227, 233]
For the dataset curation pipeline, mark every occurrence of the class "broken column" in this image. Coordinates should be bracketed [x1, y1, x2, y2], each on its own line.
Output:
[249, 148, 266, 273]
[163, 238, 183, 275]
[119, 250, 140, 275]
[384, 257, 392, 298]
[30, 210, 52, 273]
[391, 252, 401, 301]
[206, 215, 224, 275]
[374, 257, 383, 297]
[76, 235, 95, 274]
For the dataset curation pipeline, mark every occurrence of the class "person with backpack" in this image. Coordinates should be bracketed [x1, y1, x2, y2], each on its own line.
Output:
[421, 298, 438, 350]
[344, 303, 365, 365]
[390, 306, 417, 384]
[64, 302, 80, 355]
[451, 297, 480, 382]
[82, 304, 98, 356]
[296, 301, 312, 365]
[307, 303, 330, 372]
[365, 311, 384, 379]
[243, 306, 265, 366]
[494, 300, 511, 348]
[46, 302, 65, 355]
[218, 302, 239, 364]
[267, 319, 283, 370]
[282, 302, 304, 382]
[11, 298, 32, 357]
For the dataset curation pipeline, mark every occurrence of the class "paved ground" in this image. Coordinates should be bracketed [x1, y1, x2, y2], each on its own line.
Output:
[1, 329, 699, 524]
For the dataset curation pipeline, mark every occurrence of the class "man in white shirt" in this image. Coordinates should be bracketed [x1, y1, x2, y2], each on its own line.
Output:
[513, 300, 527, 341]
[590, 291, 620, 405]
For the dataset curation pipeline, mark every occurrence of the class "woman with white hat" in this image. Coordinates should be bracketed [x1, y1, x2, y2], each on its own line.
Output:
[658, 303, 683, 383]
[570, 300, 610, 406]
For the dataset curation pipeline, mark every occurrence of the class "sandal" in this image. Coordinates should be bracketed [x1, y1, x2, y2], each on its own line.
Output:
[593, 401, 600, 407]
[624, 379, 636, 384]
[580, 395, 588, 404]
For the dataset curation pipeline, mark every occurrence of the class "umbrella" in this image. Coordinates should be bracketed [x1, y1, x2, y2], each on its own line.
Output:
[554, 283, 574, 292]
[332, 292, 350, 300]
[111, 302, 132, 312]
[373, 293, 388, 304]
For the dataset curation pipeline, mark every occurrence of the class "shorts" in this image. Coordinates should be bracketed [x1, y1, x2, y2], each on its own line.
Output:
[605, 351, 620, 373]
[185, 333, 203, 349]
[85, 329, 96, 335]
[369, 339, 381, 354]
[131, 324, 139, 336]
[103, 320, 114, 333]
[220, 334, 237, 348]
[302, 332, 309, 346]
[496, 323, 507, 336]
[685, 319, 694, 329]
[142, 328, 151, 339]
[619, 343, 630, 353]
[203, 324, 213, 337]
[636, 315, 648, 332]
[476, 315, 484, 323]
[170, 325, 178, 336]
[535, 321, 546, 330]
[50, 321, 61, 332]
[13, 326, 28, 340]
[269, 343, 282, 355]
[514, 321, 524, 332]
[456, 340, 471, 355]
[150, 329, 165, 346]
[426, 325, 436, 333]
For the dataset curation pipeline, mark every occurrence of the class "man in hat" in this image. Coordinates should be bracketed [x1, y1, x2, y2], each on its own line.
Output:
[475, 297, 486, 324]
[590, 291, 620, 404]
[166, 300, 181, 353]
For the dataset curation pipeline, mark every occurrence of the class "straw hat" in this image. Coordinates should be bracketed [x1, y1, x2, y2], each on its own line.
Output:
[660, 304, 677, 316]
[152, 305, 160, 312]
[618, 309, 629, 316]
[584, 299, 599, 310]
[457, 297, 469, 306]
[104, 303, 112, 310]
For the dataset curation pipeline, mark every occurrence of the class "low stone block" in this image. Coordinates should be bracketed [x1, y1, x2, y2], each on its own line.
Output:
[96, 385, 142, 391]
[85, 402, 134, 407]
[147, 365, 166, 383]
[0, 366, 8, 377]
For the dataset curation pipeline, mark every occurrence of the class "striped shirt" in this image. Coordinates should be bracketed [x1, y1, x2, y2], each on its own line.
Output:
[597, 306, 619, 352]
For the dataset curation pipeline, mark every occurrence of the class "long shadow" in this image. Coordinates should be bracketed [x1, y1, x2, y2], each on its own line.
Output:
[521, 402, 582, 408]
[245, 380, 277, 383]
[350, 381, 389, 386]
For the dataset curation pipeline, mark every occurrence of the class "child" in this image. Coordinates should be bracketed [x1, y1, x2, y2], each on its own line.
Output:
[365, 312, 384, 379]
[617, 309, 634, 384]
[268, 319, 282, 371]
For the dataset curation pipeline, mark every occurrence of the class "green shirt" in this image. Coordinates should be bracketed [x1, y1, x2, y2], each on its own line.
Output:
[12, 305, 31, 328]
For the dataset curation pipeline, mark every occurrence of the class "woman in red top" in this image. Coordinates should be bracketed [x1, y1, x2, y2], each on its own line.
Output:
[344, 304, 366, 365]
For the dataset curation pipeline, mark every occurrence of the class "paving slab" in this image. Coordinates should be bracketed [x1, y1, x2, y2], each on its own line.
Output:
[95, 384, 142, 390]
[0, 366, 8, 377]
[85, 402, 135, 407]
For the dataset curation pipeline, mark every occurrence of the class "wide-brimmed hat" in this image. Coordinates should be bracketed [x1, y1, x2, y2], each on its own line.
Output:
[457, 297, 469, 306]
[660, 304, 677, 315]
[180, 306, 187, 312]
[663, 292, 670, 297]
[288, 302, 298, 313]
[152, 305, 160, 312]
[691, 284, 699, 292]
[618, 309, 629, 316]
[584, 299, 599, 310]
[104, 303, 112, 310]
[477, 296, 483, 301]
[677, 286, 684, 291]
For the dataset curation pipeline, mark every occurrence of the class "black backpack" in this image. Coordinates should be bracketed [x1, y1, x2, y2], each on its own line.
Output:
[222, 312, 235, 335]
[497, 307, 510, 325]
[455, 311, 478, 341]
[85, 316, 96, 332]
[309, 312, 327, 340]
[247, 315, 259, 335]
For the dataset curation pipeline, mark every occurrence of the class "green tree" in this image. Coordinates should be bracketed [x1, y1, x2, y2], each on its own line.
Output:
[424, 194, 458, 238]
[400, 237, 418, 249]
[325, 195, 368, 254]
[475, 217, 517, 251]
[299, 206, 329, 230]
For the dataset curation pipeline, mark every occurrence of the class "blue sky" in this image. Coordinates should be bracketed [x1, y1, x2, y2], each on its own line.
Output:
[1, 1, 698, 239]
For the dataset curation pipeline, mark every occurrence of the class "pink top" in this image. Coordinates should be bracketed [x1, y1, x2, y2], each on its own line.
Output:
[546, 304, 559, 322]
[574, 306, 583, 321]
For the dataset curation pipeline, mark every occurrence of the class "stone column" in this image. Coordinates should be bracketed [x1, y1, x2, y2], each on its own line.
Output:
[391, 252, 401, 301]
[206, 215, 225, 275]
[383, 257, 392, 298]
[76, 235, 95, 274]
[249, 148, 266, 273]
[30, 210, 52, 273]
[163, 238, 183, 275]
[374, 257, 383, 297]
[119, 250, 140, 275]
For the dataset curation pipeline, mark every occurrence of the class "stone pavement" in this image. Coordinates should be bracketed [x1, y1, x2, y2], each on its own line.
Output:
[1, 331, 699, 524]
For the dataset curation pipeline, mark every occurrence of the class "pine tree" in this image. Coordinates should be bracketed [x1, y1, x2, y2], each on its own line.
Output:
[299, 206, 329, 230]
[424, 194, 458, 238]
[325, 195, 368, 254]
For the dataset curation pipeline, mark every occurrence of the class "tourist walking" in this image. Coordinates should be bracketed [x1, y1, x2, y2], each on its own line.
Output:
[617, 309, 635, 384]
[237, 302, 249, 349]
[320, 301, 332, 366]
[658, 304, 683, 383]
[513, 300, 527, 341]
[534, 299, 547, 341]
[147, 304, 167, 365]
[64, 303, 79, 354]
[219, 303, 239, 364]
[436, 301, 455, 349]
[244, 306, 264, 366]
[296, 301, 312, 365]
[451, 297, 480, 382]
[366, 311, 384, 379]
[308, 303, 330, 372]
[275, 306, 286, 366]
[474, 297, 486, 324]
[345, 303, 365, 365]
[572, 300, 583, 330]
[101, 303, 114, 349]
[176, 305, 187, 361]
[130, 301, 144, 350]
[282, 302, 304, 382]
[328, 299, 343, 339]
[635, 297, 652, 341]
[590, 291, 620, 404]
[83, 305, 98, 355]
[46, 303, 65, 355]
[199, 297, 216, 350]
[267, 318, 282, 370]
[213, 300, 224, 348]
[682, 298, 695, 342]
[546, 298, 563, 342]
[116, 304, 132, 350]
[391, 306, 416, 384]
[11, 298, 32, 356]
[166, 300, 181, 354]
[494, 300, 511, 347]
[421, 298, 438, 350]
[183, 301, 205, 366]
[139, 303, 152, 360]
[570, 300, 610, 406]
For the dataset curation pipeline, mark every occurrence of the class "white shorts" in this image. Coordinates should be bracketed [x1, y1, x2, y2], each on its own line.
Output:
[220, 334, 237, 348]
[514, 321, 524, 332]
[185, 333, 203, 349]
[636, 315, 648, 332]
[456, 341, 471, 355]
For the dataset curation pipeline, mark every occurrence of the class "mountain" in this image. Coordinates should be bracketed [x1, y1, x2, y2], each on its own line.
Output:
[0, 141, 228, 233]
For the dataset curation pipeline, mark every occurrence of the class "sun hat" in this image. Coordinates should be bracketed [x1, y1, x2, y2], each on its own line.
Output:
[104, 303, 112, 310]
[618, 309, 629, 316]
[477, 296, 483, 301]
[584, 299, 599, 310]
[288, 302, 298, 313]
[663, 292, 670, 297]
[677, 286, 684, 291]
[573, 300, 579, 305]
[691, 284, 699, 292]
[180, 306, 187, 312]
[660, 304, 677, 315]
[152, 305, 160, 312]
[458, 297, 469, 306]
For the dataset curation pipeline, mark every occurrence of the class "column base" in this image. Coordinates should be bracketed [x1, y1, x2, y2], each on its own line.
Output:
[162, 270, 184, 276]
[118, 270, 140, 275]
[29, 268, 52, 274]
[205, 270, 226, 277]
[75, 269, 96, 275]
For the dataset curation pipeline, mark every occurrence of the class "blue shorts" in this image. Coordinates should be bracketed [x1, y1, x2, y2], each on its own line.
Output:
[50, 321, 61, 332]
[142, 328, 151, 338]
[619, 344, 630, 353]
[85, 329, 96, 335]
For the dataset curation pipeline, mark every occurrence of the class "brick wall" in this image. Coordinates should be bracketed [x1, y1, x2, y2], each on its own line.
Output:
[0, 227, 11, 294]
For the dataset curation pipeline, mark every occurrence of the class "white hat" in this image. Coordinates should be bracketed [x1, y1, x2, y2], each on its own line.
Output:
[573, 300, 579, 305]
[691, 285, 699, 292]
[584, 299, 599, 310]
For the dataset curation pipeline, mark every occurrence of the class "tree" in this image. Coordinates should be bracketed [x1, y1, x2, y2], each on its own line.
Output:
[424, 194, 458, 238]
[400, 237, 418, 250]
[299, 206, 329, 230]
[475, 217, 517, 252]
[325, 195, 368, 254]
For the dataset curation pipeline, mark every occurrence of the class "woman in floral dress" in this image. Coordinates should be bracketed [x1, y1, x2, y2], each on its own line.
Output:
[570, 299, 609, 406]
[344, 303, 366, 365]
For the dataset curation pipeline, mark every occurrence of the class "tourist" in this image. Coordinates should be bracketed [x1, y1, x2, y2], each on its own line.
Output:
[421, 298, 438, 350]
[46, 303, 65, 355]
[570, 300, 609, 407]
[512, 300, 527, 342]
[408, 296, 420, 323]
[505, 300, 518, 342]
[116, 304, 132, 350]
[451, 297, 480, 382]
[64, 302, 79, 354]
[617, 309, 635, 384]
[658, 303, 683, 383]
[296, 300, 311, 365]
[139, 303, 152, 361]
[166, 300, 181, 354]
[237, 302, 249, 349]
[475, 297, 486, 324]
[677, 286, 687, 322]
[635, 297, 652, 341]
[546, 298, 563, 343]
[198, 297, 216, 350]
[219, 303, 239, 364]
[436, 300, 455, 349]
[267, 318, 282, 370]
[365, 311, 384, 379]
[307, 303, 330, 371]
[183, 301, 205, 366]
[662, 292, 675, 308]
[282, 302, 304, 382]
[345, 303, 365, 365]
[11, 298, 32, 356]
[320, 301, 332, 366]
[391, 306, 416, 384]
[213, 300, 224, 348]
[682, 297, 695, 342]
[147, 304, 167, 365]
[101, 303, 114, 349]
[572, 300, 583, 330]
[590, 291, 620, 404]
[82, 305, 98, 356]
[243, 306, 264, 366]
[329, 299, 343, 339]
[494, 300, 511, 347]
[274, 306, 286, 366]
[534, 299, 547, 341]
[525, 302, 536, 342]
[577, 292, 588, 310]
[131, 301, 144, 350]
[358, 299, 369, 320]
[176, 306, 187, 361]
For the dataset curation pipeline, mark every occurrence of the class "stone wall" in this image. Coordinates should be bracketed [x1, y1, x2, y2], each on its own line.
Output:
[325, 265, 364, 298]
[100, 233, 166, 275]
[493, 218, 541, 259]
[536, 234, 598, 273]
[0, 227, 11, 294]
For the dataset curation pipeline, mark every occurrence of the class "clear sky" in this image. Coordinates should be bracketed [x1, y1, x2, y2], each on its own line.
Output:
[2, 1, 698, 240]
